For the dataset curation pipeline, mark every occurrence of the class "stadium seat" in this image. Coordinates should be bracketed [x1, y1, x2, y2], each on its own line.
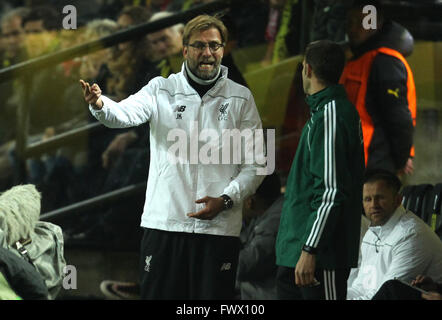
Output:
[428, 183, 442, 240]
[408, 184, 433, 220]
[401, 185, 415, 210]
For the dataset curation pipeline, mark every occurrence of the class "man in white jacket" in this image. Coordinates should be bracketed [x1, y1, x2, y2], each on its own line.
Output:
[80, 14, 266, 299]
[347, 169, 442, 300]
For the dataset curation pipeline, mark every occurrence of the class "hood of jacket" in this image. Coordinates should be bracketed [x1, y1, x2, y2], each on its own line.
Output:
[350, 20, 414, 58]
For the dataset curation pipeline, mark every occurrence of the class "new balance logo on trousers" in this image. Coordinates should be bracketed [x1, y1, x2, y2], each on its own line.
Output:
[139, 228, 240, 299]
[220, 263, 231, 271]
[144, 255, 152, 272]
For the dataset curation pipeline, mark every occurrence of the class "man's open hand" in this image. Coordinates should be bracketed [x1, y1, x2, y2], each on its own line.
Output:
[411, 275, 438, 292]
[187, 196, 224, 220]
[80, 79, 103, 109]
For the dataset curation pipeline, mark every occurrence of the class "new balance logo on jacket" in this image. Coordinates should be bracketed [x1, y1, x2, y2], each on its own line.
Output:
[220, 262, 231, 271]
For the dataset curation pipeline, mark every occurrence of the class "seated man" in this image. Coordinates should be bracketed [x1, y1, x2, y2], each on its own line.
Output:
[347, 169, 442, 300]
[236, 172, 283, 300]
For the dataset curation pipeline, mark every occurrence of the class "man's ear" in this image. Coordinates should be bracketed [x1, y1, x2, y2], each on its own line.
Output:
[305, 62, 313, 78]
[182, 45, 188, 59]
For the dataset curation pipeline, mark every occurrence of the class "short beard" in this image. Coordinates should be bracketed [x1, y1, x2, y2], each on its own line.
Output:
[188, 61, 220, 80]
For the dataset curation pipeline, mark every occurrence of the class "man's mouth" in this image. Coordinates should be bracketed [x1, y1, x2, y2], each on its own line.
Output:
[199, 61, 215, 69]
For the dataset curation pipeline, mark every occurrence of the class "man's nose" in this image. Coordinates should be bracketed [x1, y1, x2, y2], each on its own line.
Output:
[201, 45, 212, 56]
[157, 41, 168, 51]
[370, 198, 380, 207]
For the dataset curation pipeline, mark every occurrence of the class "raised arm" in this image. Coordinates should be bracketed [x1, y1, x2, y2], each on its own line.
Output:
[80, 79, 103, 109]
[79, 78, 154, 129]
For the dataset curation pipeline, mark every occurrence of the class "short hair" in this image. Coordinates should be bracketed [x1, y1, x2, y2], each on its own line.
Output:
[149, 11, 184, 35]
[85, 19, 118, 39]
[22, 5, 60, 31]
[1, 7, 30, 26]
[363, 169, 402, 193]
[182, 14, 228, 46]
[119, 5, 152, 25]
[304, 40, 345, 85]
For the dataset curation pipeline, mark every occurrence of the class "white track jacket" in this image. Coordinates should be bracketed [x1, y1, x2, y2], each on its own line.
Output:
[347, 205, 442, 300]
[89, 64, 266, 237]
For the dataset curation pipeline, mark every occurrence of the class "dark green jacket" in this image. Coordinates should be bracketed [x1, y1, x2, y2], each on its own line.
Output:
[276, 84, 365, 269]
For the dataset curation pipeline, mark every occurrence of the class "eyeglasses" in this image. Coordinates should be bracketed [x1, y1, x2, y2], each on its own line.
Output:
[187, 41, 224, 53]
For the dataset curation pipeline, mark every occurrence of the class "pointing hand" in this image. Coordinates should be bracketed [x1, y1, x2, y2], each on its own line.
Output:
[80, 79, 103, 109]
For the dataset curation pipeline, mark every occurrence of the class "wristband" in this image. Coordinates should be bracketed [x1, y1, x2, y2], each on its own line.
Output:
[302, 244, 317, 254]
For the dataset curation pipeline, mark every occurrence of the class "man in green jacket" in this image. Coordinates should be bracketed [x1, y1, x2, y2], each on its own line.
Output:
[275, 40, 365, 300]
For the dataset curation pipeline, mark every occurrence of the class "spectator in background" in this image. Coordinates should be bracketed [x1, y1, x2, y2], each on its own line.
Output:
[339, 0, 416, 176]
[236, 172, 283, 300]
[1, 7, 28, 67]
[21, 5, 61, 58]
[262, 0, 301, 66]
[0, 7, 30, 146]
[310, 0, 352, 43]
[78, 19, 119, 95]
[145, 11, 184, 77]
[107, 5, 152, 101]
[347, 169, 442, 300]
[18, 5, 75, 134]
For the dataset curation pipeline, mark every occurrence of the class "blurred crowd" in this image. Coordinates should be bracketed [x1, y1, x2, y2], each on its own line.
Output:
[0, 0, 294, 248]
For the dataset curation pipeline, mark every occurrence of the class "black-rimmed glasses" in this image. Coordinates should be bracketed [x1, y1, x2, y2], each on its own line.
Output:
[187, 41, 224, 53]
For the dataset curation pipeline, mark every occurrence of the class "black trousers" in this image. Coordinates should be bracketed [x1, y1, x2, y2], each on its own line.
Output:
[139, 228, 240, 300]
[371, 280, 423, 300]
[276, 266, 350, 300]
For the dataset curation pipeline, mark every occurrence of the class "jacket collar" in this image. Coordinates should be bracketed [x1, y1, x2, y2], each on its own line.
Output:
[369, 205, 406, 239]
[305, 84, 347, 112]
[180, 62, 229, 83]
